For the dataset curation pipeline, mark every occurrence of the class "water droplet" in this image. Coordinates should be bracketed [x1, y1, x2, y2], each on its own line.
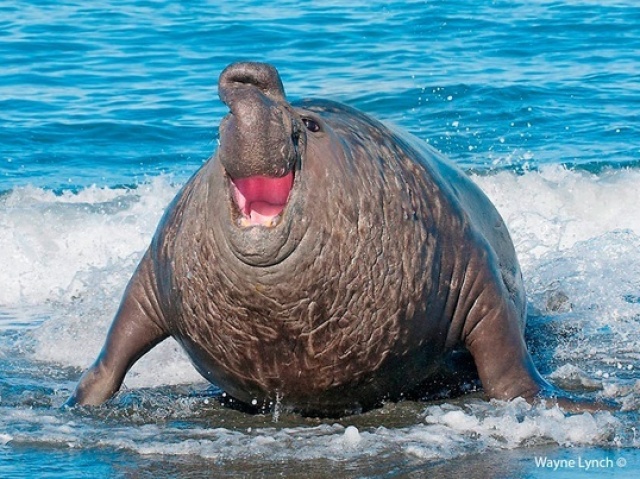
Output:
[343, 426, 362, 447]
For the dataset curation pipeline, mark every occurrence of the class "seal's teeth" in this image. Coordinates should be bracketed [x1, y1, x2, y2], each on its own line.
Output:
[236, 213, 282, 228]
[267, 215, 281, 227]
[238, 217, 252, 228]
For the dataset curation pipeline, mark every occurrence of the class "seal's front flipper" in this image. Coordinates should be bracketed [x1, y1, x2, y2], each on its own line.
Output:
[464, 300, 548, 402]
[464, 300, 618, 412]
[65, 253, 168, 408]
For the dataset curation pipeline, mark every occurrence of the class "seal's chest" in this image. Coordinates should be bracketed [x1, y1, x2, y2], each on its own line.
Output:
[179, 271, 402, 383]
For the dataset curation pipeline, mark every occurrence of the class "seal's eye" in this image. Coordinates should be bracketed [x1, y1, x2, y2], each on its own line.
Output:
[302, 117, 321, 133]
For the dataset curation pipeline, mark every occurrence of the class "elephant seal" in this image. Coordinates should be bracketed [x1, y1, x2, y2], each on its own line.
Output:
[67, 62, 606, 416]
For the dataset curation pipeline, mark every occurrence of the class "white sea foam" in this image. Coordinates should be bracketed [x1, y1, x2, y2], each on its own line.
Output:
[1, 166, 639, 392]
[0, 399, 630, 463]
[0, 177, 179, 306]
[0, 176, 200, 387]
[473, 165, 640, 266]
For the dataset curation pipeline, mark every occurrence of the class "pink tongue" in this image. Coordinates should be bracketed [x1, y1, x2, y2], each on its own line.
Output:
[231, 172, 294, 226]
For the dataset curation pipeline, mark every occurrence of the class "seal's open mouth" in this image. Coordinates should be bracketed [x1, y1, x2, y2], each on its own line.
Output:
[229, 172, 294, 227]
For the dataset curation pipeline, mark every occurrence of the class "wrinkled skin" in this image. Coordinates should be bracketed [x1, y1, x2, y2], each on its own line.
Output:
[67, 62, 609, 416]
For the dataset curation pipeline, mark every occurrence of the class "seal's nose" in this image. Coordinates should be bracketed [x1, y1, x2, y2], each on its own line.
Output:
[219, 62, 286, 105]
[217, 62, 301, 181]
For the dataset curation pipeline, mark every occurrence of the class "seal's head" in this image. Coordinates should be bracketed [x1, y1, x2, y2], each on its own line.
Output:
[217, 62, 302, 229]
[212, 62, 350, 267]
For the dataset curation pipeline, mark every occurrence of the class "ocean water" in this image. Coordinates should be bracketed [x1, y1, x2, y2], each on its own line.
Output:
[1, 0, 639, 477]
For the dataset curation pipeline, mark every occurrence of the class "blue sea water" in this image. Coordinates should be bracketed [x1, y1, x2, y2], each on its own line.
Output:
[1, 1, 640, 478]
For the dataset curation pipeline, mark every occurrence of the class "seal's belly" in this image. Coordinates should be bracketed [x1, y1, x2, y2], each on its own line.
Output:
[173, 296, 447, 412]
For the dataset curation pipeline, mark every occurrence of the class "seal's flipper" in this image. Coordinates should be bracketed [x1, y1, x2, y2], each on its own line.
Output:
[65, 252, 168, 407]
[464, 298, 617, 412]
[464, 300, 549, 402]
